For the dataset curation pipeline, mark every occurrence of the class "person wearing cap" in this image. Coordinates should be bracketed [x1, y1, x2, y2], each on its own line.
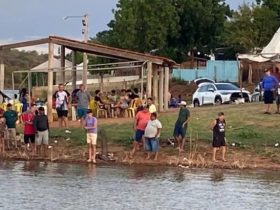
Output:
[262, 68, 278, 114]
[173, 101, 190, 152]
[211, 112, 226, 162]
[33, 107, 49, 157]
[130, 105, 151, 158]
[84, 109, 98, 163]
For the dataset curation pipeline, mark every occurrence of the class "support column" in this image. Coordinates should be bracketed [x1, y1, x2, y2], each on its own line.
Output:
[248, 63, 253, 84]
[159, 67, 164, 112]
[60, 46, 66, 84]
[83, 53, 88, 86]
[72, 50, 77, 91]
[0, 63, 4, 90]
[164, 66, 170, 111]
[47, 42, 54, 122]
[152, 65, 159, 109]
[147, 61, 153, 98]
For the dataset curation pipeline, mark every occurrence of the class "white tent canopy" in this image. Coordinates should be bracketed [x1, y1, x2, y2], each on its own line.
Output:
[238, 26, 280, 62]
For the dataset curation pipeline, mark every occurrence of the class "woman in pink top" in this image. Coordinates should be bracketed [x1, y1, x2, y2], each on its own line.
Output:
[130, 105, 151, 158]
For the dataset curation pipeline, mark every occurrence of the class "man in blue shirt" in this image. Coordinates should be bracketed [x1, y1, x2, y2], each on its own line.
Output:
[262, 68, 279, 114]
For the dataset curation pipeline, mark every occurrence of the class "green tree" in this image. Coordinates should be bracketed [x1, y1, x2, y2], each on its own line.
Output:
[223, 3, 279, 54]
[94, 0, 230, 62]
[256, 0, 280, 17]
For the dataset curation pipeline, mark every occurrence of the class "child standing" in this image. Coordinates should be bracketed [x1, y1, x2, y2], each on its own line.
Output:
[84, 109, 97, 163]
[33, 107, 49, 157]
[21, 105, 37, 155]
[0, 110, 7, 154]
[211, 112, 226, 162]
[144, 112, 162, 161]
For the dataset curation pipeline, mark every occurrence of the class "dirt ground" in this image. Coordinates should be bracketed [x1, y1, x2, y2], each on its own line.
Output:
[2, 110, 280, 171]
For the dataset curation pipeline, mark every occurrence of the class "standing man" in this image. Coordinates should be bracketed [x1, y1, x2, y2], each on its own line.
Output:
[76, 84, 91, 126]
[4, 103, 18, 149]
[262, 68, 278, 114]
[130, 105, 151, 158]
[55, 84, 71, 133]
[33, 107, 49, 157]
[173, 101, 190, 152]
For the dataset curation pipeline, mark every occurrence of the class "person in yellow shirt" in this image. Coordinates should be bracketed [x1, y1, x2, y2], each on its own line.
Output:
[147, 97, 157, 113]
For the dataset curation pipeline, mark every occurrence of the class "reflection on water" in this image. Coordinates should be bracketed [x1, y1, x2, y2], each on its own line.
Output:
[0, 161, 279, 210]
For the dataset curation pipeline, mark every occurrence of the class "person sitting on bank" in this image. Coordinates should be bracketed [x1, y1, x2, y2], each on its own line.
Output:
[211, 112, 227, 162]
[94, 90, 111, 115]
[262, 68, 278, 114]
[33, 107, 49, 157]
[4, 103, 18, 149]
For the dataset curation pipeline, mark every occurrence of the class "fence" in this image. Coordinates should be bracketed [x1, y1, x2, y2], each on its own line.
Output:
[172, 60, 239, 83]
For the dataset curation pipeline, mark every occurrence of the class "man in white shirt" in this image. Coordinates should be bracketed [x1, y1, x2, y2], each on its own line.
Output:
[147, 97, 157, 113]
[144, 112, 162, 161]
[55, 84, 71, 133]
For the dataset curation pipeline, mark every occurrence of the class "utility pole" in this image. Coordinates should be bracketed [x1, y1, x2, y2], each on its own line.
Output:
[64, 14, 89, 86]
[82, 14, 89, 86]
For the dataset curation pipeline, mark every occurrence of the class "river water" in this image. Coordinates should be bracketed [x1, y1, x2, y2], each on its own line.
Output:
[0, 161, 279, 210]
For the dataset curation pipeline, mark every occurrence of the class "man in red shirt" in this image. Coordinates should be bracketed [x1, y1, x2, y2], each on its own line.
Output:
[21, 104, 37, 155]
[130, 105, 151, 158]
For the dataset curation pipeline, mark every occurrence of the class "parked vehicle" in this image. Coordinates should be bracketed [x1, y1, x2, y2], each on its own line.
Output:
[192, 78, 251, 107]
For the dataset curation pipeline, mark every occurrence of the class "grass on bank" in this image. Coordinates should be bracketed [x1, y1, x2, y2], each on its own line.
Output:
[49, 103, 280, 160]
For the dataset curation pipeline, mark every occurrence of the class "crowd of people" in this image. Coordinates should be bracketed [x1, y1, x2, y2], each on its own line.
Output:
[0, 103, 49, 157]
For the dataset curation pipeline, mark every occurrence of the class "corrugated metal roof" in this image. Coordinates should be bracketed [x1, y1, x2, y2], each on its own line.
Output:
[0, 35, 177, 66]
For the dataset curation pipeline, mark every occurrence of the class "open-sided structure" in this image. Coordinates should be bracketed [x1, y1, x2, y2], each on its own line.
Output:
[0, 36, 177, 121]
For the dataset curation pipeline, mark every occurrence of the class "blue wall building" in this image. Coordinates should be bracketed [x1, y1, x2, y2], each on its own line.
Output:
[172, 60, 239, 83]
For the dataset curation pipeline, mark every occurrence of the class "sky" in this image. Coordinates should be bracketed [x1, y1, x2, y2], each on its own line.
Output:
[0, 0, 254, 53]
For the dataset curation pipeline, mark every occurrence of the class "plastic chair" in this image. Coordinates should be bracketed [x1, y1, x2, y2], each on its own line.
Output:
[0, 103, 7, 111]
[96, 101, 108, 118]
[126, 100, 136, 118]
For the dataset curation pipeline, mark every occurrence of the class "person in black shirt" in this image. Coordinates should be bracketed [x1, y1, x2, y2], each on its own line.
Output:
[211, 112, 226, 162]
[33, 107, 49, 157]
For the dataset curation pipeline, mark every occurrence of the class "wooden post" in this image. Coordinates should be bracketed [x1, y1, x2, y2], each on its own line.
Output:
[47, 42, 54, 122]
[0, 63, 4, 90]
[152, 65, 159, 109]
[164, 66, 170, 111]
[248, 63, 253, 84]
[147, 61, 153, 97]
[60, 46, 66, 84]
[72, 50, 77, 91]
[159, 67, 164, 112]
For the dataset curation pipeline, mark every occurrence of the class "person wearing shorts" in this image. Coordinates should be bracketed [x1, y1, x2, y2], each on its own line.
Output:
[173, 101, 190, 152]
[130, 105, 151, 158]
[84, 109, 97, 163]
[33, 107, 49, 157]
[211, 112, 226, 162]
[144, 112, 162, 161]
[262, 68, 278, 114]
[76, 84, 91, 126]
[21, 105, 37, 154]
[4, 103, 18, 149]
[55, 84, 71, 133]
